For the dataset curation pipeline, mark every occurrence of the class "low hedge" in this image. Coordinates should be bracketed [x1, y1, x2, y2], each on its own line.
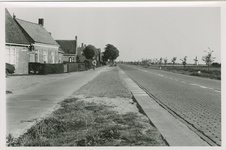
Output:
[29, 62, 87, 75]
[44, 63, 64, 74]
[29, 63, 64, 75]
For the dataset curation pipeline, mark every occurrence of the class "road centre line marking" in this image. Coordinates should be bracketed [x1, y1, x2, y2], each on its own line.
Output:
[214, 90, 221, 93]
[190, 83, 218, 91]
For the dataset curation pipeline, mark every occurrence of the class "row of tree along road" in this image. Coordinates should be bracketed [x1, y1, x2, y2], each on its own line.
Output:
[118, 47, 221, 80]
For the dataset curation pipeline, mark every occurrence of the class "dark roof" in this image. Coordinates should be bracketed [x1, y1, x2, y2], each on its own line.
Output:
[5, 9, 30, 45]
[56, 40, 77, 54]
[58, 47, 65, 54]
[15, 18, 59, 46]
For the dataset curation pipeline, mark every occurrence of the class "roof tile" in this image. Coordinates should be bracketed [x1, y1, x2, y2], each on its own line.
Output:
[5, 9, 30, 45]
[15, 18, 59, 45]
[56, 40, 77, 54]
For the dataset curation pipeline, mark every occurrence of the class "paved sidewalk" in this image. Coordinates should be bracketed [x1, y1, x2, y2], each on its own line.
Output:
[6, 66, 107, 137]
[118, 66, 209, 146]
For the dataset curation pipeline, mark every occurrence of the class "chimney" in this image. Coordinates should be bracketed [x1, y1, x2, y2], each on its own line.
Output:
[49, 32, 51, 35]
[81, 43, 83, 47]
[13, 13, 16, 19]
[38, 18, 44, 26]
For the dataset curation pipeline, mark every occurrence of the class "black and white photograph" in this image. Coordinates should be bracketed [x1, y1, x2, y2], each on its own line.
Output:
[1, 1, 225, 149]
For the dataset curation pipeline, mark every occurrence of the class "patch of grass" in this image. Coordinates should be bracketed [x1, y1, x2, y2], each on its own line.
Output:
[74, 67, 132, 98]
[7, 97, 167, 146]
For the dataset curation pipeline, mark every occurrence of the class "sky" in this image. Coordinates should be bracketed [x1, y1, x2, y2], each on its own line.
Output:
[5, 3, 222, 64]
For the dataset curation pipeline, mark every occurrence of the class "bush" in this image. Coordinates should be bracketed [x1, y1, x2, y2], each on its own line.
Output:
[84, 60, 92, 70]
[29, 62, 87, 74]
[44, 63, 64, 74]
[67, 63, 78, 72]
[211, 62, 221, 67]
[84, 59, 100, 70]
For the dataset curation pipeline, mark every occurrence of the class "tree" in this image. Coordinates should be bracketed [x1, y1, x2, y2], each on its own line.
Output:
[193, 56, 198, 66]
[202, 47, 215, 71]
[153, 58, 158, 65]
[102, 52, 108, 62]
[83, 45, 96, 59]
[159, 58, 163, 66]
[171, 57, 177, 66]
[164, 57, 168, 66]
[103, 44, 119, 63]
[180, 56, 187, 69]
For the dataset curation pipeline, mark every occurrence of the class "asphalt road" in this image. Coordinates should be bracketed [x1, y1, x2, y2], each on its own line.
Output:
[6, 66, 107, 137]
[118, 64, 221, 146]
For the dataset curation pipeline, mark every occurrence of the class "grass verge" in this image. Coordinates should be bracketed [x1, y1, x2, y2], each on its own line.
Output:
[6, 66, 167, 146]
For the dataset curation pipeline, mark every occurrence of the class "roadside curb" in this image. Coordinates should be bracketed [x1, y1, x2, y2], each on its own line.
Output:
[117, 66, 209, 146]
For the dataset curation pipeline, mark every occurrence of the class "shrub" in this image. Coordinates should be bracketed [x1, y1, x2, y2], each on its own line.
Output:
[44, 63, 64, 74]
[84, 59, 93, 70]
[67, 63, 78, 72]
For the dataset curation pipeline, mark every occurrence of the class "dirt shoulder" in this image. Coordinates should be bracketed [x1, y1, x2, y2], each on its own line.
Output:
[7, 66, 167, 146]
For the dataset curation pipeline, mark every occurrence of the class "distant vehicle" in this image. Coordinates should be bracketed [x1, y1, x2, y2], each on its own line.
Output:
[5, 63, 15, 77]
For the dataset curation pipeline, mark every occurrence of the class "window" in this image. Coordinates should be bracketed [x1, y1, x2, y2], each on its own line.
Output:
[5, 48, 10, 63]
[5, 47, 16, 65]
[34, 50, 39, 63]
[43, 51, 48, 63]
[29, 53, 35, 62]
[35, 53, 38, 62]
[51, 51, 55, 63]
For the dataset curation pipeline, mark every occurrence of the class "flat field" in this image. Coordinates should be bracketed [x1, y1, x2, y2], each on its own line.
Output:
[143, 65, 221, 80]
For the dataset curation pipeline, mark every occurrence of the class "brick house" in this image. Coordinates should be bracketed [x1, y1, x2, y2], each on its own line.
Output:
[56, 36, 77, 63]
[58, 49, 65, 63]
[14, 16, 60, 64]
[5, 9, 31, 74]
